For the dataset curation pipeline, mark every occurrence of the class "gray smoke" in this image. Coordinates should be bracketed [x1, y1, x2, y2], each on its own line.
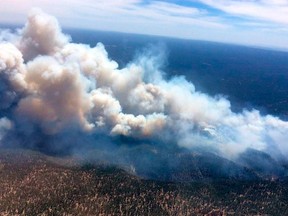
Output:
[1, 8, 288, 170]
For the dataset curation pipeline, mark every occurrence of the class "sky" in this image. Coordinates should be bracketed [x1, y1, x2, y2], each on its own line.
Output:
[1, 0, 288, 49]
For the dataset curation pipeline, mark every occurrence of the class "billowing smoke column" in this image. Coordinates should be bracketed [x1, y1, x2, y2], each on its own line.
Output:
[0, 9, 288, 162]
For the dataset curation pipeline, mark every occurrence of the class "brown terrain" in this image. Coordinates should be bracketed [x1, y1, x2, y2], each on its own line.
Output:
[0, 149, 288, 215]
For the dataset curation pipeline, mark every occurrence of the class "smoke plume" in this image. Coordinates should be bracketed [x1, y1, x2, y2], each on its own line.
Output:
[1, 9, 288, 172]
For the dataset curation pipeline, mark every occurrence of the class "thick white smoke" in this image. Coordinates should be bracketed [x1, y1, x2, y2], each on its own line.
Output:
[1, 9, 288, 159]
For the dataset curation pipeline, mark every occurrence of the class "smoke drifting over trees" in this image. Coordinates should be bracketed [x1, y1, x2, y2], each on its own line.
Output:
[0, 9, 288, 175]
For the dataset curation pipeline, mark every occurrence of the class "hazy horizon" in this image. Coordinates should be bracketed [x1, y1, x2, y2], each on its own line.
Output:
[2, 22, 288, 54]
[1, 9, 288, 173]
[1, 1, 288, 50]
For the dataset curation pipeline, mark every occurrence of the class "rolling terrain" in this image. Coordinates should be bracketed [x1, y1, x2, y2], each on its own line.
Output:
[0, 149, 288, 215]
[1, 13, 288, 215]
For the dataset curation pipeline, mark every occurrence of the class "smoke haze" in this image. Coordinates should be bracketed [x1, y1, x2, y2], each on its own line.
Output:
[1, 9, 288, 179]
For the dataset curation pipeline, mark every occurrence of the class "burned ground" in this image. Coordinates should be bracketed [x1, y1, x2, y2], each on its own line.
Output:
[0, 149, 288, 215]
